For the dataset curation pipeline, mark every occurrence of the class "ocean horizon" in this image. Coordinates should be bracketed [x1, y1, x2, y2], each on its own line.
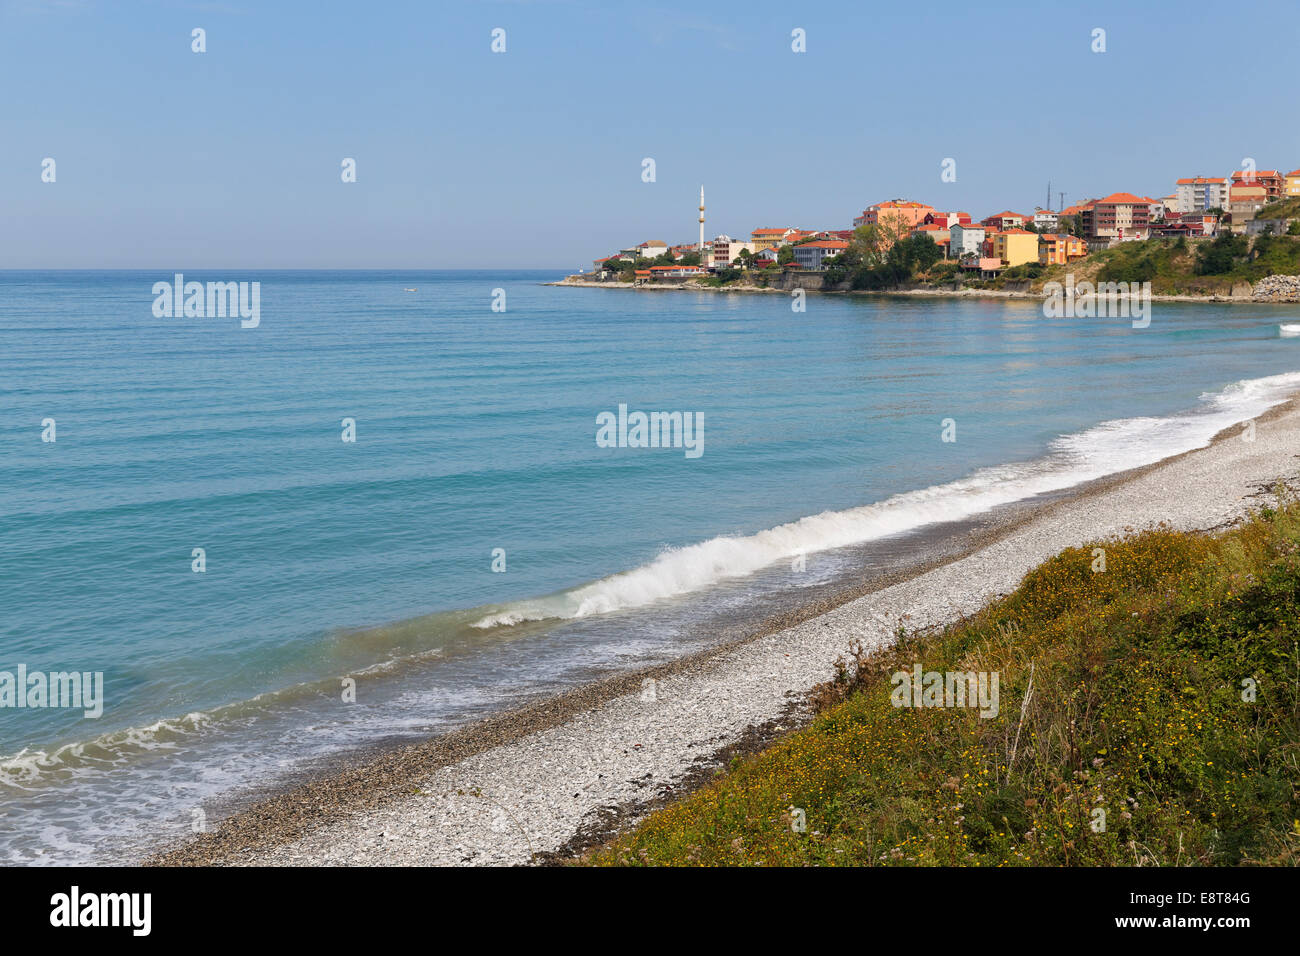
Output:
[3, 268, 1299, 865]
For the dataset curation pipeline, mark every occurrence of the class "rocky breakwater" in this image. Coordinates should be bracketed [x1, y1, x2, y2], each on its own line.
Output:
[1251, 274, 1300, 302]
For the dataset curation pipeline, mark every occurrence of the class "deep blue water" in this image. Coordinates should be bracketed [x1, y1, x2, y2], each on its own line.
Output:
[2, 269, 1299, 863]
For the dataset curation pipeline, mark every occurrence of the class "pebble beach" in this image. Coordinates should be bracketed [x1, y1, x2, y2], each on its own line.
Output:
[149, 396, 1300, 867]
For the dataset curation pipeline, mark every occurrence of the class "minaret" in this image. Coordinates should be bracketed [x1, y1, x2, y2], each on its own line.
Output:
[698, 186, 706, 251]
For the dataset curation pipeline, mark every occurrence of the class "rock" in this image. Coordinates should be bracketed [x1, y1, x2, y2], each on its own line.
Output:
[1251, 274, 1300, 302]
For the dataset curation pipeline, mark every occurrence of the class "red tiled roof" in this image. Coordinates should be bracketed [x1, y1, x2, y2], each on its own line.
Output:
[1095, 192, 1147, 204]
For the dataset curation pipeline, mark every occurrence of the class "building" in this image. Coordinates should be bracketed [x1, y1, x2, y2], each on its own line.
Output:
[948, 222, 986, 260]
[1245, 218, 1293, 236]
[1176, 177, 1231, 214]
[990, 229, 1039, 267]
[750, 227, 796, 251]
[961, 256, 1004, 279]
[1159, 193, 1183, 215]
[911, 223, 950, 248]
[1230, 169, 1284, 200]
[924, 210, 972, 229]
[853, 200, 936, 231]
[648, 264, 706, 277]
[708, 235, 757, 269]
[1228, 181, 1270, 232]
[1285, 169, 1300, 197]
[1037, 233, 1088, 265]
[793, 239, 849, 270]
[638, 240, 668, 259]
[1032, 208, 1059, 232]
[1151, 213, 1218, 238]
[1080, 192, 1151, 246]
[980, 211, 1030, 231]
[697, 186, 706, 250]
[1141, 196, 1168, 222]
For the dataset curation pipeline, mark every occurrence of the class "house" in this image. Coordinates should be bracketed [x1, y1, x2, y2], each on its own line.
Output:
[1037, 233, 1088, 265]
[911, 223, 950, 248]
[924, 211, 972, 229]
[948, 222, 986, 260]
[980, 211, 1031, 231]
[1080, 192, 1152, 246]
[1141, 196, 1168, 222]
[853, 200, 936, 231]
[750, 228, 796, 251]
[648, 265, 706, 277]
[793, 239, 849, 270]
[1151, 213, 1218, 238]
[1032, 208, 1059, 232]
[1228, 181, 1270, 232]
[708, 235, 757, 269]
[990, 229, 1039, 267]
[961, 257, 1004, 279]
[1230, 169, 1284, 200]
[1286, 169, 1300, 197]
[1176, 177, 1231, 214]
[639, 240, 669, 258]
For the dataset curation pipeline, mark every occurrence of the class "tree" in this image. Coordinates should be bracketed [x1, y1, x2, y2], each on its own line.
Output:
[679, 250, 702, 266]
[777, 245, 794, 265]
[1196, 232, 1248, 275]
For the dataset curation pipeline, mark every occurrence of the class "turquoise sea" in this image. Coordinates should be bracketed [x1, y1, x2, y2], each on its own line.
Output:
[2, 269, 1299, 864]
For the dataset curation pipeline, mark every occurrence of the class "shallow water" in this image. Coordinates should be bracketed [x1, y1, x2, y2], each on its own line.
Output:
[1, 270, 1298, 863]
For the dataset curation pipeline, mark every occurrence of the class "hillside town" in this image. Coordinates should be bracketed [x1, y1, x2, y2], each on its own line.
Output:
[585, 168, 1300, 283]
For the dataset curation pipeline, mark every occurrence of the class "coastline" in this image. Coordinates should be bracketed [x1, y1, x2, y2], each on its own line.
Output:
[148, 393, 1300, 867]
[544, 276, 1300, 305]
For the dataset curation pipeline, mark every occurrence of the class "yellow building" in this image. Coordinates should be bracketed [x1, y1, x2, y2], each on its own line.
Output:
[1037, 233, 1088, 265]
[992, 229, 1039, 267]
[1286, 169, 1300, 197]
[750, 228, 792, 251]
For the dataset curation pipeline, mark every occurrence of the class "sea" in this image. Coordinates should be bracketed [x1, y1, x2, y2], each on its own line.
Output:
[2, 269, 1299, 864]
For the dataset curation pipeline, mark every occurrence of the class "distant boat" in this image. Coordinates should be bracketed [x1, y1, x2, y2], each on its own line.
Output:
[403, 288, 417, 292]
[1280, 323, 1300, 336]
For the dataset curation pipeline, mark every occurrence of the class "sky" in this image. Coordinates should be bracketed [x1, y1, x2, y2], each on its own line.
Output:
[2, 0, 1298, 269]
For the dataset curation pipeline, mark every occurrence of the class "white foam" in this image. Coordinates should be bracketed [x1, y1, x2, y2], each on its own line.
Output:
[472, 370, 1300, 629]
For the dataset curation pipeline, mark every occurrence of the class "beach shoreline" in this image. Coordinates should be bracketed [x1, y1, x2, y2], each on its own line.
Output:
[146, 392, 1300, 867]
[545, 276, 1300, 305]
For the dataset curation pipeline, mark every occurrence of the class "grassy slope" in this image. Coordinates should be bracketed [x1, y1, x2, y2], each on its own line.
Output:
[586, 502, 1300, 866]
[913, 234, 1300, 296]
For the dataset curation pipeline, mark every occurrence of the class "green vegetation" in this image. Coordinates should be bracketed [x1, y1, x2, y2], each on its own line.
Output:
[587, 499, 1300, 866]
[1076, 234, 1300, 293]
[823, 216, 944, 289]
[1254, 197, 1300, 223]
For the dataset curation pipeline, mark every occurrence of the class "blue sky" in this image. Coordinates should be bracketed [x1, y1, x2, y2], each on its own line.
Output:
[3, 0, 1297, 269]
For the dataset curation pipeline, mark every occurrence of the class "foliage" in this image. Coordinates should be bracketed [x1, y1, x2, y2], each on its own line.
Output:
[587, 500, 1300, 867]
